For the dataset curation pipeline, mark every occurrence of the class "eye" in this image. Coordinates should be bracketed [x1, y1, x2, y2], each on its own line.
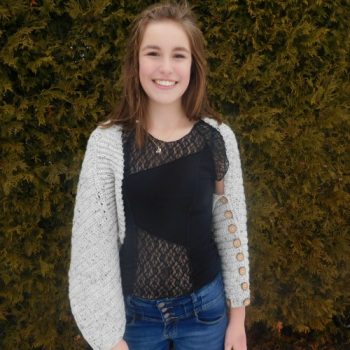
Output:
[174, 54, 186, 58]
[146, 51, 159, 56]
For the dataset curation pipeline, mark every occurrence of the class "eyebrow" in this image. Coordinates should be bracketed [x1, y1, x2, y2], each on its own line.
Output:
[141, 45, 190, 53]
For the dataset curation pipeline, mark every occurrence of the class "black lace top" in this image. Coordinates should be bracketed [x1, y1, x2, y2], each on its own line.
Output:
[120, 119, 229, 299]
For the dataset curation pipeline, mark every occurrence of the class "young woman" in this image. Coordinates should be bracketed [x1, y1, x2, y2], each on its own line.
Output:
[68, 2, 250, 350]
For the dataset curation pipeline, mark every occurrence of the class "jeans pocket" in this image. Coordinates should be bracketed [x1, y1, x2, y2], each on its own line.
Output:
[195, 292, 227, 325]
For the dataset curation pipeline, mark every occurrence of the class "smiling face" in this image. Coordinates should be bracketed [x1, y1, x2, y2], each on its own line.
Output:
[138, 20, 192, 108]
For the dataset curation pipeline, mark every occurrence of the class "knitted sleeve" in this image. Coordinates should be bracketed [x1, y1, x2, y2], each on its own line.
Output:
[212, 122, 251, 308]
[68, 128, 126, 350]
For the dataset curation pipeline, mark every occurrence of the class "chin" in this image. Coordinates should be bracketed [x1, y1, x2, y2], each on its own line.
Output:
[152, 98, 182, 106]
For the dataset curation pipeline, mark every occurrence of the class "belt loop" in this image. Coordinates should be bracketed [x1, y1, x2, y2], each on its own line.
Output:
[125, 294, 131, 307]
[190, 290, 201, 313]
[190, 291, 197, 304]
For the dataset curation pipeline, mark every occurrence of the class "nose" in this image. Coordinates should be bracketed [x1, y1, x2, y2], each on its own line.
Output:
[159, 57, 173, 75]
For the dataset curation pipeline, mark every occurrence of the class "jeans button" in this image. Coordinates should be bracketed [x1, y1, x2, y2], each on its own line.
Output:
[164, 313, 170, 318]
[158, 302, 165, 308]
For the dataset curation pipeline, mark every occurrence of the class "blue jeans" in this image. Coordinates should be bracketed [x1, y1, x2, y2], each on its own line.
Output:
[123, 272, 229, 350]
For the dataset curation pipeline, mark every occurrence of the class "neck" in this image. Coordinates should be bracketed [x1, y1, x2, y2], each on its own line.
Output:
[146, 101, 189, 131]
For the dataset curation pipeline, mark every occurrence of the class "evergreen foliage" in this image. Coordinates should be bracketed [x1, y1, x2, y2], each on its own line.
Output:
[1, 0, 349, 348]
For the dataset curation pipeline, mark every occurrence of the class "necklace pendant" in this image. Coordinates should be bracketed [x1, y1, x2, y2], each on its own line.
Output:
[156, 147, 162, 154]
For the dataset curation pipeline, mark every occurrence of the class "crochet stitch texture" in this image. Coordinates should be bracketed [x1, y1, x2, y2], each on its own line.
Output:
[68, 116, 250, 350]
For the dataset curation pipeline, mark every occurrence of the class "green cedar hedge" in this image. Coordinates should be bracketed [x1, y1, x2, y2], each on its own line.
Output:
[1, 0, 349, 349]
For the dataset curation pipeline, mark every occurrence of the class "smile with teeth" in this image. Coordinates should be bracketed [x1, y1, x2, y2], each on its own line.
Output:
[153, 79, 177, 86]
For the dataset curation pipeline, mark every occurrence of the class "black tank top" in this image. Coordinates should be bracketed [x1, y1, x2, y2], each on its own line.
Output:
[120, 119, 229, 299]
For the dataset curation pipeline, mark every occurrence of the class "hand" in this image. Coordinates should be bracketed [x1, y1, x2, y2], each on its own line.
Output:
[111, 339, 129, 350]
[224, 317, 247, 350]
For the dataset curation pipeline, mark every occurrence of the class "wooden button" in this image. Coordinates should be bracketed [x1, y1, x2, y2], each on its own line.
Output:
[239, 267, 246, 275]
[228, 224, 237, 233]
[243, 298, 250, 306]
[224, 210, 233, 219]
[233, 239, 241, 248]
[241, 282, 249, 290]
[236, 253, 244, 261]
[219, 196, 228, 204]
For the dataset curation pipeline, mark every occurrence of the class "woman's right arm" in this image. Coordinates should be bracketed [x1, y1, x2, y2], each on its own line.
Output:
[68, 128, 127, 350]
[111, 339, 129, 350]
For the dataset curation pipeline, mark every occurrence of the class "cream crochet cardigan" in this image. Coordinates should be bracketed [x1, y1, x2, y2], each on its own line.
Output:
[68, 116, 250, 350]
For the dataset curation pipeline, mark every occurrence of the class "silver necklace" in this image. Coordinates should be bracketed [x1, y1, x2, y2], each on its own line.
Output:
[148, 136, 163, 154]
[146, 121, 197, 154]
[147, 128, 177, 154]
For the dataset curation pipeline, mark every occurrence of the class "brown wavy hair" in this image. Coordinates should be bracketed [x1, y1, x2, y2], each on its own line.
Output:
[98, 0, 223, 148]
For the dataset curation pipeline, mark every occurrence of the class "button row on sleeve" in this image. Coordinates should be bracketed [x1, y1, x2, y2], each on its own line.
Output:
[218, 194, 250, 306]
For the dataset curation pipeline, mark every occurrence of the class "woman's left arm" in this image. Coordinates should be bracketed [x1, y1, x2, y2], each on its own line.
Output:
[212, 122, 251, 350]
[214, 181, 248, 350]
[212, 122, 250, 308]
[225, 306, 247, 350]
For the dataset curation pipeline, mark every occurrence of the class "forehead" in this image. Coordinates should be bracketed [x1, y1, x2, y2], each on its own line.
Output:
[140, 20, 191, 50]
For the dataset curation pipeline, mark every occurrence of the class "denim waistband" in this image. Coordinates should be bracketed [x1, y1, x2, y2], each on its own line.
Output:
[124, 271, 225, 321]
